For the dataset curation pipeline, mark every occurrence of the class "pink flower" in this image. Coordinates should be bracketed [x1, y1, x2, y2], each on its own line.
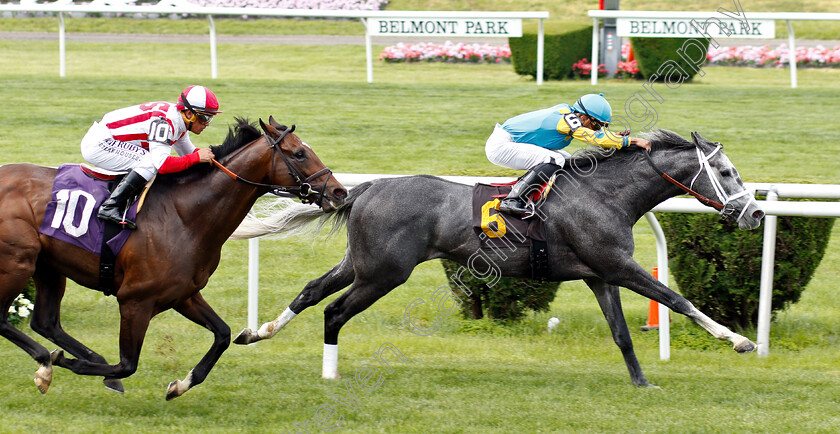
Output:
[378, 41, 511, 64]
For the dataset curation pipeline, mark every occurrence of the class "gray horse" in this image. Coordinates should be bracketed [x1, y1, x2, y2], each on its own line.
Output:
[233, 130, 765, 387]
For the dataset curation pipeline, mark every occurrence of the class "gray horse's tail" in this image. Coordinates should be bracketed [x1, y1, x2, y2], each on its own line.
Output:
[229, 181, 374, 240]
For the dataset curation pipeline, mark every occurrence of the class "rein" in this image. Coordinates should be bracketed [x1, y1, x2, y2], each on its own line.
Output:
[643, 147, 725, 211]
[211, 124, 333, 205]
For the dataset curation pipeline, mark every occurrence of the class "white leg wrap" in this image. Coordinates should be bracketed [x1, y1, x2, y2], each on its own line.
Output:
[257, 307, 297, 339]
[322, 343, 339, 379]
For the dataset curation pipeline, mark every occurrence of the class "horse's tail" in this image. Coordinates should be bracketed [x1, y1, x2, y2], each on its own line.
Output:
[229, 181, 375, 240]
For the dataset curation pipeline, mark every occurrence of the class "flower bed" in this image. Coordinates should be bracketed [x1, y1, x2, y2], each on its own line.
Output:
[707, 44, 840, 68]
[379, 41, 512, 64]
[570, 44, 641, 79]
[379, 40, 840, 71]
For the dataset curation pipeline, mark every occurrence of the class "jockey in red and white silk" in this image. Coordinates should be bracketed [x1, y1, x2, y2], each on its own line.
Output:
[80, 85, 220, 229]
[81, 101, 200, 180]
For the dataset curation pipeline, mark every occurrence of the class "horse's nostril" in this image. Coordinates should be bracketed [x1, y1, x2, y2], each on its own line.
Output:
[334, 188, 348, 199]
[753, 210, 765, 219]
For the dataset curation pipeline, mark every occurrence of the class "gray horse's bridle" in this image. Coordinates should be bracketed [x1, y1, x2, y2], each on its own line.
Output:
[687, 144, 755, 221]
[643, 144, 753, 220]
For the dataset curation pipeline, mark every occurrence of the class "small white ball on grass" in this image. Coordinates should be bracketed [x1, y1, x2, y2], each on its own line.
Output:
[547, 317, 560, 332]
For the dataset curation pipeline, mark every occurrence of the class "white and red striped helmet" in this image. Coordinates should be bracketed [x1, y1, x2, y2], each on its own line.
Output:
[176, 85, 222, 114]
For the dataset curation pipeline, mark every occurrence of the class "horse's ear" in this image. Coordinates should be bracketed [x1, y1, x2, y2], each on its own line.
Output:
[690, 131, 707, 147]
[259, 118, 276, 136]
[268, 116, 285, 130]
[691, 131, 712, 147]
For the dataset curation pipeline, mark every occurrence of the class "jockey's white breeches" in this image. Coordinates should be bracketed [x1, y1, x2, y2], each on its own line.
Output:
[80, 122, 157, 181]
[485, 124, 570, 170]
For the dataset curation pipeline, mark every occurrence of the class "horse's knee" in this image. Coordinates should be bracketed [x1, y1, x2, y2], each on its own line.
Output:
[608, 328, 634, 350]
[29, 316, 49, 336]
[29, 312, 56, 337]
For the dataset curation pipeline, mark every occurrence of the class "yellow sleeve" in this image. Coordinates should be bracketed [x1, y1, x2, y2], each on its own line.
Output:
[571, 128, 627, 149]
[555, 111, 627, 149]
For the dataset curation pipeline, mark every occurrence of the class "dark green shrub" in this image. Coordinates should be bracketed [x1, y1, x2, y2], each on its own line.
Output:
[509, 22, 592, 81]
[629, 37, 709, 82]
[658, 212, 835, 329]
[440, 259, 560, 321]
[9, 278, 36, 328]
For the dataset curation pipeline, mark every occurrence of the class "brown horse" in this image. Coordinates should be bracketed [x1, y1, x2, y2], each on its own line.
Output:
[0, 117, 347, 400]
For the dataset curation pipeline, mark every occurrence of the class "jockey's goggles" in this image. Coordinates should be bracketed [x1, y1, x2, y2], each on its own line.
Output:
[194, 112, 214, 125]
[590, 118, 609, 131]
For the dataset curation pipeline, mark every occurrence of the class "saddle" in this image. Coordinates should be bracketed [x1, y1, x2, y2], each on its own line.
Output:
[39, 164, 153, 296]
[471, 181, 551, 280]
[80, 163, 153, 211]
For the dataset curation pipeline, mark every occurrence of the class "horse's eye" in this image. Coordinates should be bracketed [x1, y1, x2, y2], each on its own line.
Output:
[294, 150, 306, 159]
[719, 169, 732, 177]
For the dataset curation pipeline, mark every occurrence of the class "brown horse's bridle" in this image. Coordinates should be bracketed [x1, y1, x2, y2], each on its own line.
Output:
[211, 124, 333, 206]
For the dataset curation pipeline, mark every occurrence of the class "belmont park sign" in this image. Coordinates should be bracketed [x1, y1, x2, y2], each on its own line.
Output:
[367, 18, 523, 37]
[617, 18, 775, 39]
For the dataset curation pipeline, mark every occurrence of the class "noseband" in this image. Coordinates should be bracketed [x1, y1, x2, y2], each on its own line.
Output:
[211, 124, 334, 206]
[643, 144, 755, 220]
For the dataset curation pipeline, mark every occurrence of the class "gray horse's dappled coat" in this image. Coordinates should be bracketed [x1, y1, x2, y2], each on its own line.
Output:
[234, 130, 765, 387]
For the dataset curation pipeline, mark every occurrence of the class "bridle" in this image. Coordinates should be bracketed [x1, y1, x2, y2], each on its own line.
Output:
[643, 143, 754, 221]
[211, 124, 333, 206]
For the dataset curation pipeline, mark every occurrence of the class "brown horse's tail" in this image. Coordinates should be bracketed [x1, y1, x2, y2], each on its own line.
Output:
[229, 181, 374, 240]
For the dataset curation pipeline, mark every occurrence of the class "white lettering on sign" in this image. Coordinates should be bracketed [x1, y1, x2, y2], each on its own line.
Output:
[367, 18, 522, 37]
[617, 18, 775, 39]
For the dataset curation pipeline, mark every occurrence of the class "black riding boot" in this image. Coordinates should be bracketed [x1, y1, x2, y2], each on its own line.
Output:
[498, 162, 562, 216]
[97, 170, 147, 230]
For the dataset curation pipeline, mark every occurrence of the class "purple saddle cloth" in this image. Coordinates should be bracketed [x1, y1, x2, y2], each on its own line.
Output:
[38, 164, 137, 256]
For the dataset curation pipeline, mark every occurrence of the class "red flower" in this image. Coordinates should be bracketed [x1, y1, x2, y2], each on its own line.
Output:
[571, 58, 607, 78]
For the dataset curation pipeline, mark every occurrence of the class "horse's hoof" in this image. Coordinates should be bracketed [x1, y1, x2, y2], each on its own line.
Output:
[165, 380, 182, 401]
[233, 328, 258, 345]
[166, 372, 194, 401]
[34, 364, 54, 394]
[633, 379, 661, 389]
[104, 378, 125, 394]
[734, 338, 757, 353]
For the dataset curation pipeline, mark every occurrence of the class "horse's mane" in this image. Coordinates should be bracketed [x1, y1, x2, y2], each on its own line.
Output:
[565, 129, 693, 170]
[156, 117, 262, 184]
[211, 117, 263, 161]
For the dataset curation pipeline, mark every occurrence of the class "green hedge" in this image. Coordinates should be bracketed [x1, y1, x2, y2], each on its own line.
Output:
[630, 37, 709, 82]
[509, 21, 592, 81]
[658, 212, 835, 329]
[441, 259, 560, 322]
